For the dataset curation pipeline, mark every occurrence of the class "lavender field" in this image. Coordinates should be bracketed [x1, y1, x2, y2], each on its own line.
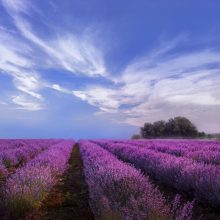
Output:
[1, 0, 220, 219]
[0, 139, 220, 220]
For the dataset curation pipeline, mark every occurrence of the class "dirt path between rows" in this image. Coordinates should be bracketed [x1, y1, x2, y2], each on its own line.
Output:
[29, 144, 94, 220]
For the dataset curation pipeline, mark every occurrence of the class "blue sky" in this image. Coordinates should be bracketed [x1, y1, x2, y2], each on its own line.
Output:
[0, 0, 220, 138]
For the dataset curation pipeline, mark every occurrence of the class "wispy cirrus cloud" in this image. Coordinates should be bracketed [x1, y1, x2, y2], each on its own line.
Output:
[0, 29, 43, 109]
[0, 0, 107, 110]
[0, 101, 7, 105]
[72, 44, 220, 132]
[2, 0, 106, 77]
[11, 94, 43, 111]
[50, 84, 72, 94]
[2, 0, 31, 14]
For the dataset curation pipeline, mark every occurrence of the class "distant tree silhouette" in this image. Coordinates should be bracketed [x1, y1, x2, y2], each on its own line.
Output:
[131, 134, 141, 139]
[141, 123, 154, 138]
[165, 117, 198, 137]
[153, 120, 166, 137]
[140, 117, 199, 138]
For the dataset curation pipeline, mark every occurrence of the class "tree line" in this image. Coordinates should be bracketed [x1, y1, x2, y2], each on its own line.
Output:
[132, 117, 206, 139]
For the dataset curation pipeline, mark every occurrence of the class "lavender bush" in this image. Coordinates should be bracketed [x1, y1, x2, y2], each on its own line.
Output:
[2, 140, 74, 219]
[0, 162, 8, 181]
[94, 140, 220, 208]
[0, 139, 62, 170]
[79, 140, 193, 220]
[119, 139, 220, 165]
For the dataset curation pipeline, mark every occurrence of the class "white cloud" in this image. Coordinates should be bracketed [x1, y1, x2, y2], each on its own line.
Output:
[0, 0, 107, 111]
[51, 34, 106, 76]
[73, 87, 120, 110]
[0, 29, 43, 104]
[50, 84, 71, 94]
[72, 45, 220, 132]
[12, 95, 43, 111]
[1, 0, 31, 14]
[1, 1, 106, 77]
[12, 73, 43, 99]
[0, 101, 7, 105]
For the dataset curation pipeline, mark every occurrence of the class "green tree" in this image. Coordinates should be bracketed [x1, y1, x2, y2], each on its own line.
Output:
[141, 123, 154, 138]
[141, 117, 199, 138]
[131, 134, 141, 139]
[172, 117, 198, 137]
[153, 120, 166, 137]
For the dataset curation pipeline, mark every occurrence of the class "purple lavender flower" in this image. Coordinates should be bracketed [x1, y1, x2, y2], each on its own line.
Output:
[3, 140, 74, 219]
[94, 139, 220, 208]
[79, 140, 178, 220]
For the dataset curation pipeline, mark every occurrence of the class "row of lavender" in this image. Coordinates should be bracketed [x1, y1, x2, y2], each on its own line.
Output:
[0, 140, 74, 219]
[0, 139, 61, 150]
[0, 139, 62, 180]
[93, 140, 220, 208]
[79, 140, 193, 220]
[116, 139, 220, 165]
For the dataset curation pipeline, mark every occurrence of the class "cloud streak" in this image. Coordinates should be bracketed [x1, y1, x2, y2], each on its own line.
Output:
[0, 0, 107, 110]
[73, 44, 220, 132]
[0, 28, 43, 109]
[12, 94, 43, 111]
[2, 0, 106, 77]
